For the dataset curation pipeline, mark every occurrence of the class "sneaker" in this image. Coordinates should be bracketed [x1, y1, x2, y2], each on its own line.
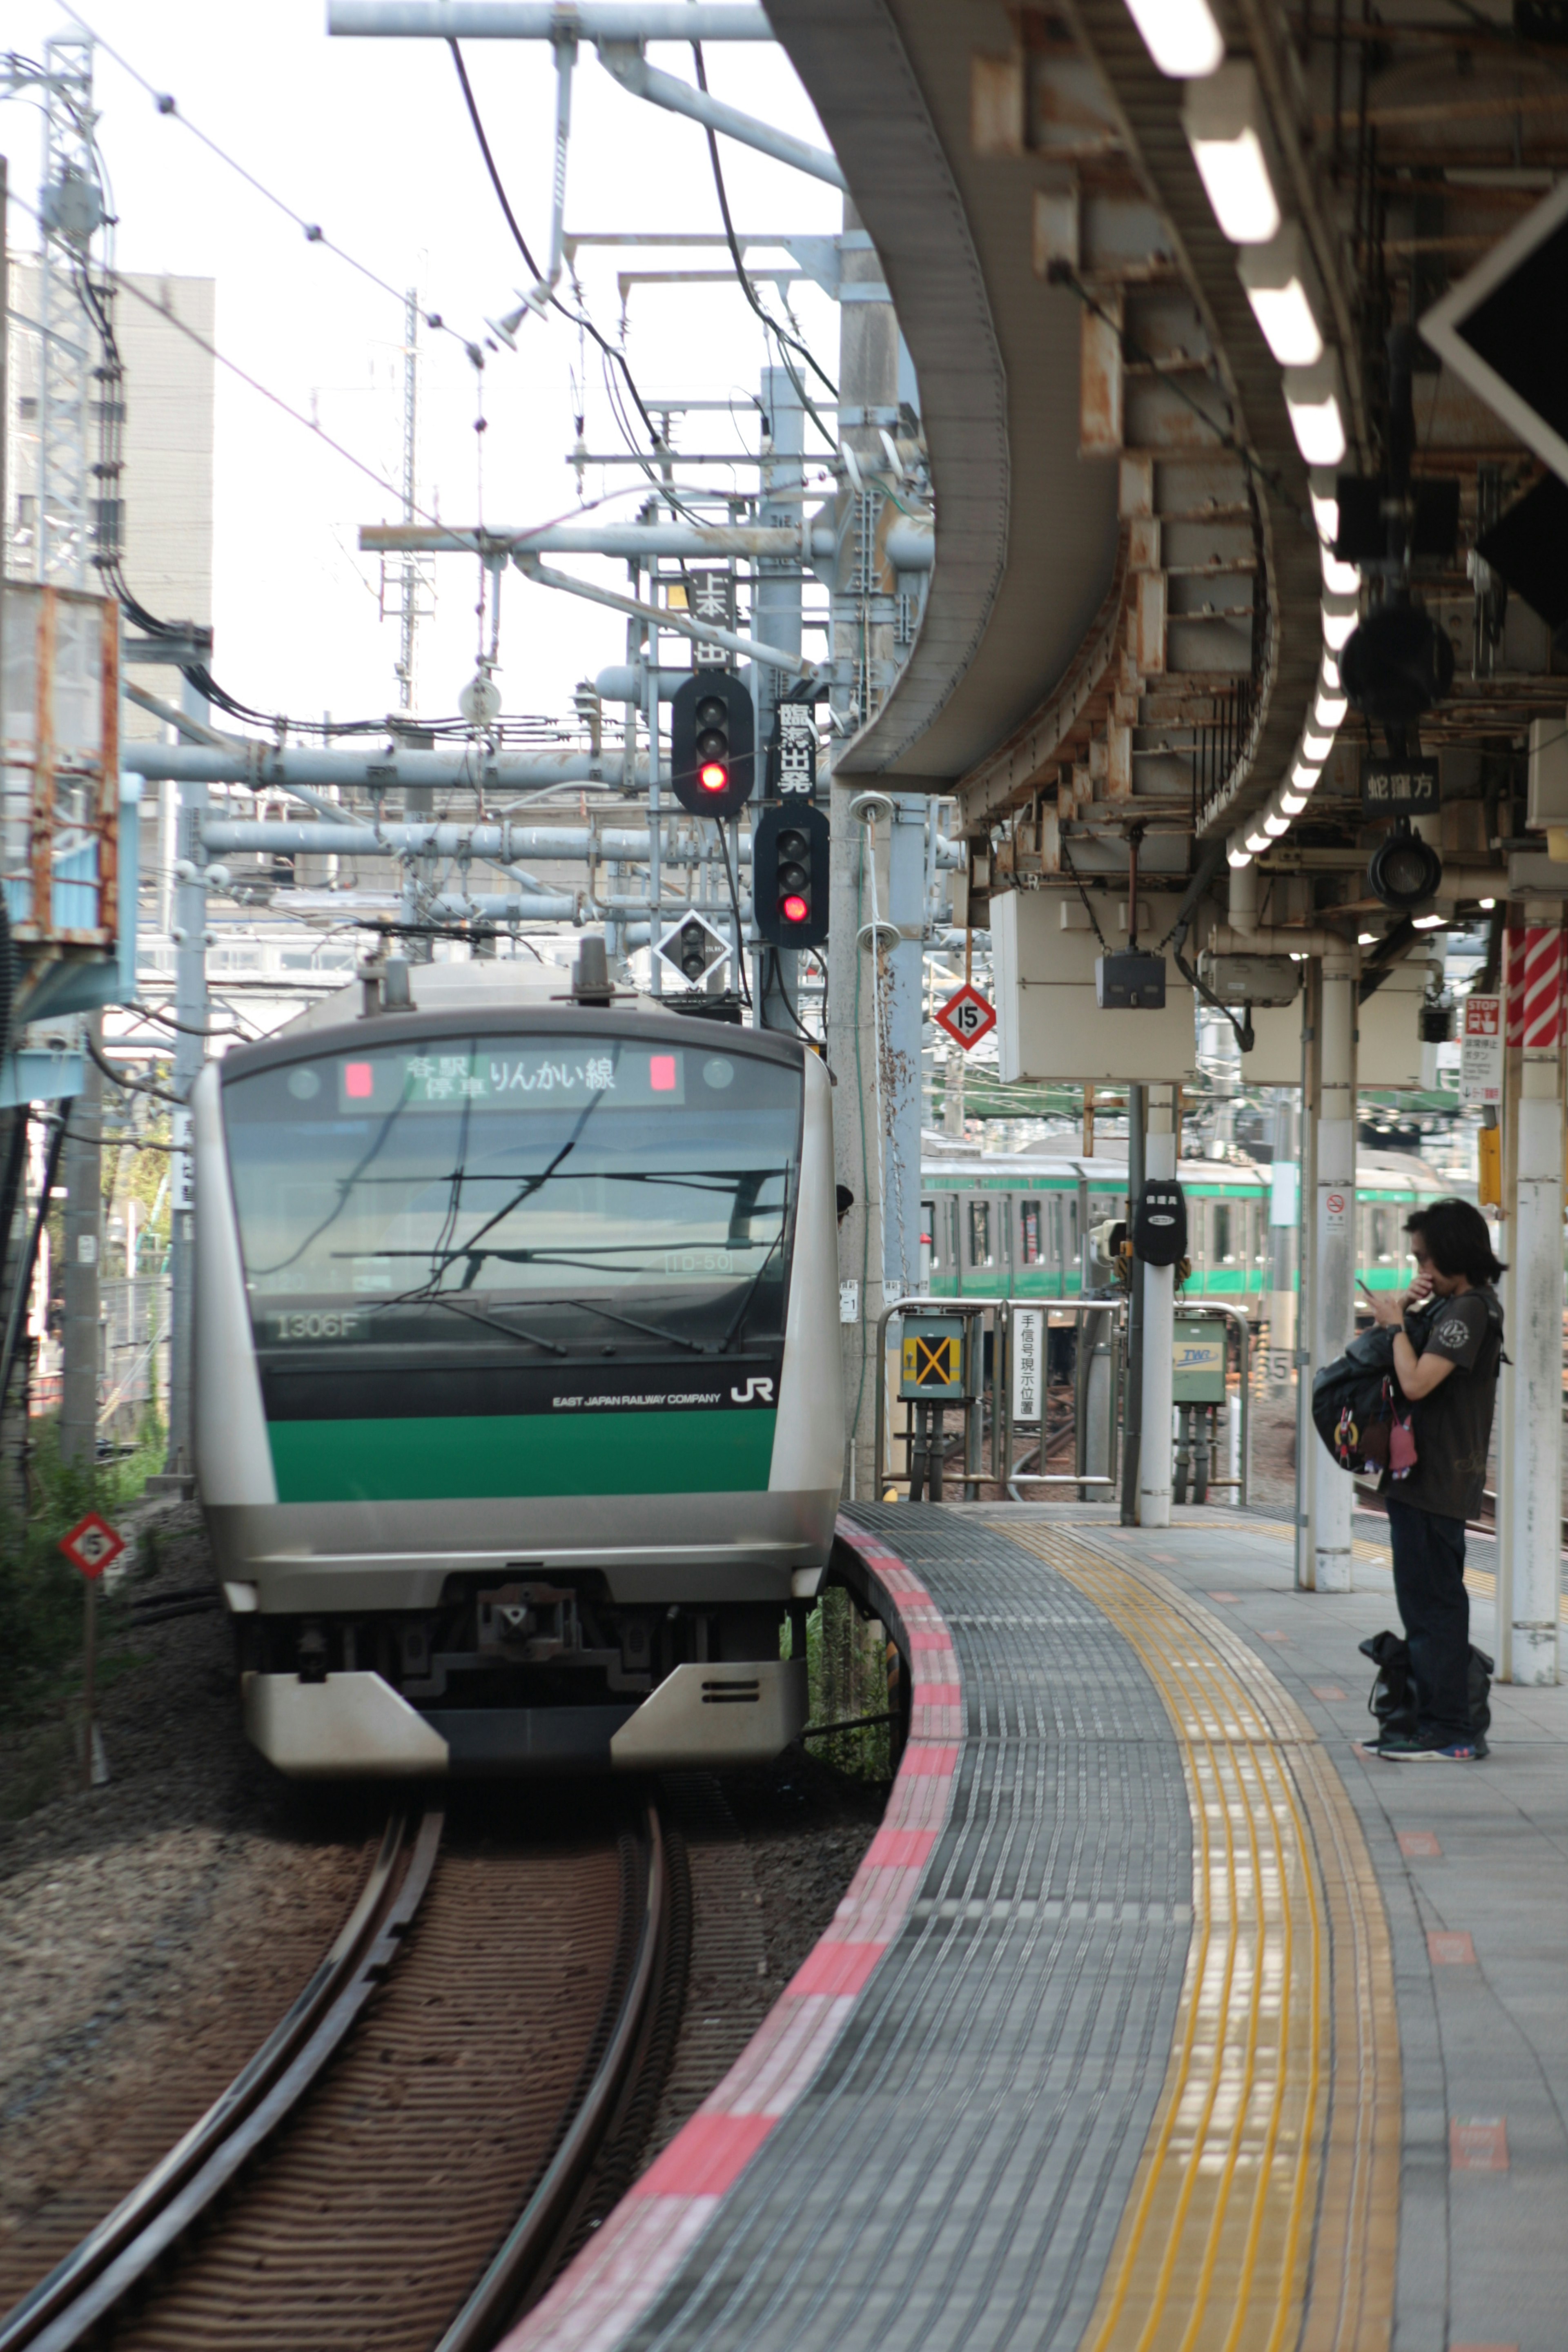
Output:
[1376, 1733, 1479, 1761]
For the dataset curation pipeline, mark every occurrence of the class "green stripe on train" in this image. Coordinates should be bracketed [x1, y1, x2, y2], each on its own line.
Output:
[267, 1408, 777, 1503]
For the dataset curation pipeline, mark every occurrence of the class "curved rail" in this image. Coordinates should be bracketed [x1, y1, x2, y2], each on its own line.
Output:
[0, 1805, 445, 2352]
[435, 1798, 670, 2352]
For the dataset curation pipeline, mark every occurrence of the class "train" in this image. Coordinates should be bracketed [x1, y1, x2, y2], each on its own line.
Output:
[192, 955, 843, 1780]
[920, 1143, 1459, 1308]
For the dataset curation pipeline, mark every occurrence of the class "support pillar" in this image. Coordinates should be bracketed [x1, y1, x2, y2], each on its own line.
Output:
[828, 195, 900, 1501]
[1120, 1082, 1147, 1525]
[1311, 944, 1357, 1591]
[1138, 1082, 1176, 1527]
[1269, 1088, 1299, 1361]
[1505, 910, 1563, 1683]
[59, 1018, 102, 1471]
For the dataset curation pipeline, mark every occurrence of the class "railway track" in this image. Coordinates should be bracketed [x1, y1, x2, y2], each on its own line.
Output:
[0, 1793, 679, 2352]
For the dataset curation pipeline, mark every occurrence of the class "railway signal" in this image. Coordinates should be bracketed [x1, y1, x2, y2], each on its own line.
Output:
[670, 668, 755, 818]
[753, 803, 829, 947]
[655, 909, 729, 987]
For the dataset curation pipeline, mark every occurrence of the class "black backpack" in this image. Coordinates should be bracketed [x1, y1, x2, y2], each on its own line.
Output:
[1359, 1628, 1493, 1740]
[1312, 1326, 1401, 1472]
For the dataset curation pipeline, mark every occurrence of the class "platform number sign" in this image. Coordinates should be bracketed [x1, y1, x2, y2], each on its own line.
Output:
[935, 984, 996, 1052]
[59, 1511, 126, 1582]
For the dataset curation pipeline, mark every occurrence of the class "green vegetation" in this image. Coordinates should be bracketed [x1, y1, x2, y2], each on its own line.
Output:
[800, 1588, 893, 1785]
[0, 1412, 166, 1727]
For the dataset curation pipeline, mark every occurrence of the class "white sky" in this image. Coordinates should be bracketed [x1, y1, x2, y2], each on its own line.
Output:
[3, 1, 844, 727]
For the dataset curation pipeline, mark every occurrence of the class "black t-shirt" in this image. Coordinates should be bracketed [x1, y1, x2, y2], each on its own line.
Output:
[1381, 1285, 1502, 1522]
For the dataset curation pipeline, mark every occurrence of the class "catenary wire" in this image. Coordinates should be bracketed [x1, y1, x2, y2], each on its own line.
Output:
[58, 0, 479, 353]
[448, 37, 666, 451]
[689, 40, 841, 453]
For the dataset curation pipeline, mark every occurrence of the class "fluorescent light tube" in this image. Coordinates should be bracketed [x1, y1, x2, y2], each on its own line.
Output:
[1182, 64, 1282, 245]
[1309, 474, 1339, 547]
[1321, 543, 1359, 596]
[1238, 222, 1327, 365]
[1284, 352, 1348, 466]
[1123, 0, 1224, 77]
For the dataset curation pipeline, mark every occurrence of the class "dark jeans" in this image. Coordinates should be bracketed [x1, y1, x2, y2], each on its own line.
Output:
[1385, 1499, 1472, 1744]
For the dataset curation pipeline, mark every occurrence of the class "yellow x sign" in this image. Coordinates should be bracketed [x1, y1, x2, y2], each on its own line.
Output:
[904, 1333, 960, 1388]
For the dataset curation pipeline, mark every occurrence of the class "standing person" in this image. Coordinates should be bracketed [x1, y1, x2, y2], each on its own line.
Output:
[1361, 1198, 1506, 1761]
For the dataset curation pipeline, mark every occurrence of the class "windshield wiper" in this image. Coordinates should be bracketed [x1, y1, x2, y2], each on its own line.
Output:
[361, 1292, 568, 1354]
[719, 1229, 785, 1351]
[530, 1296, 714, 1355]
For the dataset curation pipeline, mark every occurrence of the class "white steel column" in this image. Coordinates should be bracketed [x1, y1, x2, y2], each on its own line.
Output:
[1138, 1082, 1176, 1527]
[1506, 908, 1563, 1684]
[1311, 944, 1358, 1591]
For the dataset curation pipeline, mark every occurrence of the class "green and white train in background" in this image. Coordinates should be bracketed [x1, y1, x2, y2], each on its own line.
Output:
[920, 1146, 1457, 1310]
[194, 961, 842, 1780]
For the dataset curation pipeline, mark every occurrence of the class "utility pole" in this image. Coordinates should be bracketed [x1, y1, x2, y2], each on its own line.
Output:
[755, 363, 805, 1033]
[59, 1016, 102, 1470]
[164, 676, 210, 1481]
[384, 287, 433, 715]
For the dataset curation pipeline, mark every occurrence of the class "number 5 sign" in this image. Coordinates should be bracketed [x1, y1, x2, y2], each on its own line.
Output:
[935, 984, 996, 1052]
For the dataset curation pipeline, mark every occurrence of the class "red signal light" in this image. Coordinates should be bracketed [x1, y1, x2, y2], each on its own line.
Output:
[781, 893, 810, 925]
[699, 760, 728, 795]
[344, 1061, 374, 1100]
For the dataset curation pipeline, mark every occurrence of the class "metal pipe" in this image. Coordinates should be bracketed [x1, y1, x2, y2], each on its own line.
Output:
[329, 3, 776, 38]
[596, 42, 845, 188]
[362, 520, 842, 559]
[514, 551, 816, 677]
[365, 517, 933, 568]
[428, 892, 579, 921]
[125, 744, 640, 791]
[198, 821, 751, 862]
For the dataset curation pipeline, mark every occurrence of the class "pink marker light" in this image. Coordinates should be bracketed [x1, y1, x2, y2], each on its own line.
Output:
[344, 1061, 374, 1100]
[649, 1054, 677, 1093]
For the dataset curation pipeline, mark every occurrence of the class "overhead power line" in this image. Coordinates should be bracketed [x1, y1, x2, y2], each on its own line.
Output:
[58, 0, 478, 354]
[448, 38, 666, 451]
[689, 36, 840, 453]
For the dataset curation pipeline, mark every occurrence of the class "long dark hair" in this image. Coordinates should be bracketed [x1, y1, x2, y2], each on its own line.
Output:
[1405, 1198, 1507, 1285]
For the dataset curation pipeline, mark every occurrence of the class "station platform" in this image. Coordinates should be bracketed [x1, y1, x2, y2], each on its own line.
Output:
[502, 1502, 1568, 2352]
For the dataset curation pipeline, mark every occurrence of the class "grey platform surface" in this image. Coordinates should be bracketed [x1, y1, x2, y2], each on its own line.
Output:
[626, 1505, 1191, 2352]
[1067, 1503, 1568, 2352]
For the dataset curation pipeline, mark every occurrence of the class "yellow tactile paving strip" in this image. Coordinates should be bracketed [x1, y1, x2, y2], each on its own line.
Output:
[1004, 1526, 1400, 2352]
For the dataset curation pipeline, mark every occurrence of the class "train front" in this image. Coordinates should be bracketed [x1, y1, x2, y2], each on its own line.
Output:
[192, 999, 842, 1776]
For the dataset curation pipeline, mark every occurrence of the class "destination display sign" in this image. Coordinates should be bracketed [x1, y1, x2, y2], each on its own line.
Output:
[314, 1045, 692, 1115]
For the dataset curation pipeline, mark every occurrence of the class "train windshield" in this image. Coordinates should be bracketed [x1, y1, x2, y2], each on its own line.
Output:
[221, 1034, 801, 1358]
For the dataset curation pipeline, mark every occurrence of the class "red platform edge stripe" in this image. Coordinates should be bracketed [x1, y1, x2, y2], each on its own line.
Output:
[496, 1514, 961, 2352]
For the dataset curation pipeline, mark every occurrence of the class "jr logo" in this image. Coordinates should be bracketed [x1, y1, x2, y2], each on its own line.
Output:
[730, 1376, 776, 1405]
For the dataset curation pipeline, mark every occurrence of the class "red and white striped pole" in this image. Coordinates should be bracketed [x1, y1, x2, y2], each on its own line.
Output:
[1506, 909, 1564, 1686]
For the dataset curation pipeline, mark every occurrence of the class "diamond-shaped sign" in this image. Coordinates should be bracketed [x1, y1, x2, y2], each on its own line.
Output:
[60, 1511, 127, 1582]
[656, 911, 730, 988]
[935, 983, 997, 1053]
[1422, 178, 1568, 487]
